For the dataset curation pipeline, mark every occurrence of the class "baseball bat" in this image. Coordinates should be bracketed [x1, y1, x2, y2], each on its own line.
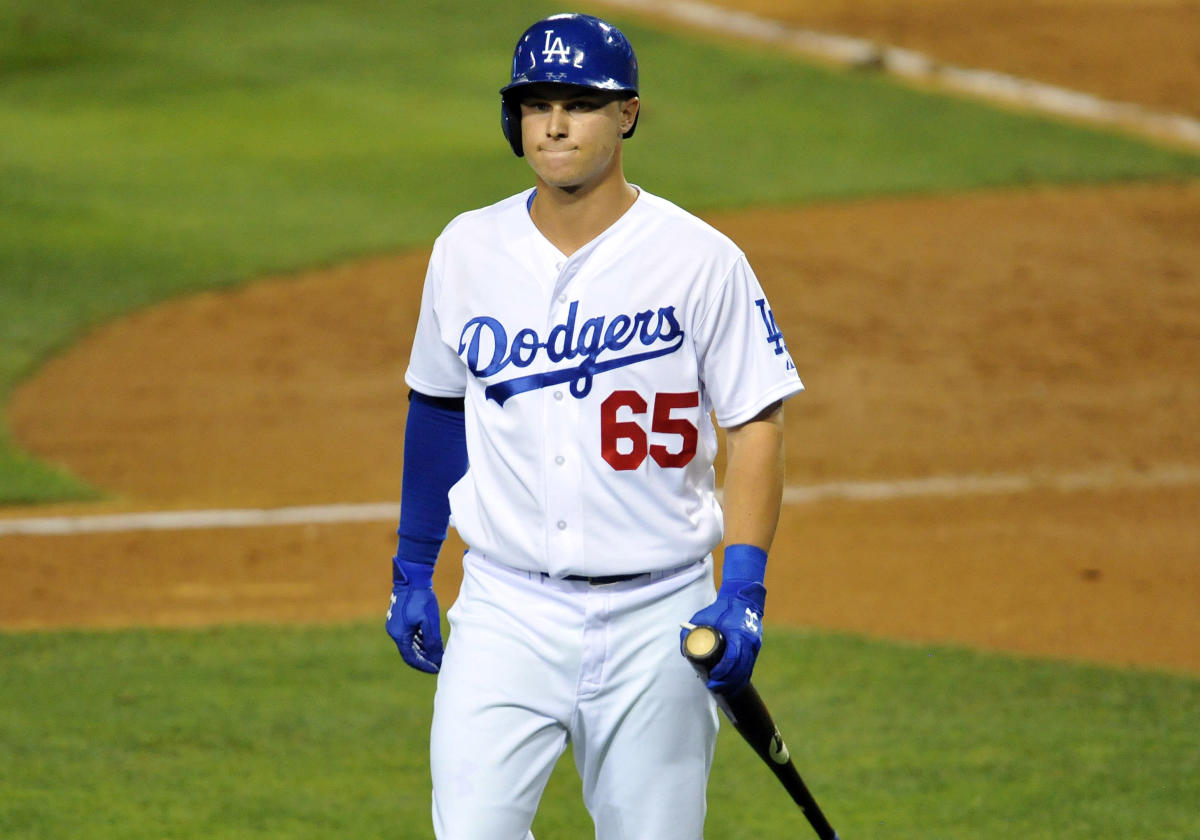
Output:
[683, 624, 841, 840]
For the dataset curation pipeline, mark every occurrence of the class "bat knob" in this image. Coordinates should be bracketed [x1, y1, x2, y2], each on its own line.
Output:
[682, 624, 726, 671]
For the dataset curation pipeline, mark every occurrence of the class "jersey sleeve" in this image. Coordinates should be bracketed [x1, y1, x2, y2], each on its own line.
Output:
[405, 238, 468, 398]
[695, 255, 804, 428]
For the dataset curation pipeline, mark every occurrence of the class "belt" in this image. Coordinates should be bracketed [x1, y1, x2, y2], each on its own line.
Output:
[480, 553, 703, 587]
[559, 561, 702, 586]
[563, 572, 646, 585]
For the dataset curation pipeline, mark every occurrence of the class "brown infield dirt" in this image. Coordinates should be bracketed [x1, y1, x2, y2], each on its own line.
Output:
[2, 2, 1198, 676]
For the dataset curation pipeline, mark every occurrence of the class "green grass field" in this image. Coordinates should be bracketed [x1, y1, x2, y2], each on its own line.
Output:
[1, 625, 1197, 839]
[3, 0, 1199, 503]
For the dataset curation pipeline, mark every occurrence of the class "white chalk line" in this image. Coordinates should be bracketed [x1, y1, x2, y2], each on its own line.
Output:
[0, 502, 401, 537]
[1, 465, 1197, 537]
[779, 465, 1200, 503]
[597, 0, 1200, 149]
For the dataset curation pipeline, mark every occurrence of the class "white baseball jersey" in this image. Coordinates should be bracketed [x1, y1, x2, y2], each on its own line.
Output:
[405, 187, 803, 578]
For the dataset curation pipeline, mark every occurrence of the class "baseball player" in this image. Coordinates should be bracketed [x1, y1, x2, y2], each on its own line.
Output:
[385, 13, 803, 839]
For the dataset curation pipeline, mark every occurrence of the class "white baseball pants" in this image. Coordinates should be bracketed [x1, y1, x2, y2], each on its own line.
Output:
[429, 551, 720, 840]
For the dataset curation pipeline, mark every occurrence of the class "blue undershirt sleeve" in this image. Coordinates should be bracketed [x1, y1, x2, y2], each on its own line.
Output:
[393, 391, 468, 570]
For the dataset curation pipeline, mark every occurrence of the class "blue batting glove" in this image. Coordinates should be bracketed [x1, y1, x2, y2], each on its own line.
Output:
[386, 555, 443, 674]
[684, 544, 767, 695]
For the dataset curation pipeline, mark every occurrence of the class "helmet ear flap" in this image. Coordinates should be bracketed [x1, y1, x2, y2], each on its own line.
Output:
[501, 99, 524, 157]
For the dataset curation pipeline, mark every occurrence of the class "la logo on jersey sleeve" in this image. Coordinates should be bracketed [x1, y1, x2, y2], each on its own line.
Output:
[754, 298, 795, 371]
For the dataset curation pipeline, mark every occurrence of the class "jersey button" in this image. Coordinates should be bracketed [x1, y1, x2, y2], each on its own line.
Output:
[553, 391, 564, 401]
[556, 520, 567, 530]
[554, 455, 565, 465]
[557, 293, 567, 303]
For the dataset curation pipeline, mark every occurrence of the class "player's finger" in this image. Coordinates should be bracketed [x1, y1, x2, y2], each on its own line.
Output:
[402, 628, 441, 673]
[706, 636, 751, 694]
[418, 622, 444, 669]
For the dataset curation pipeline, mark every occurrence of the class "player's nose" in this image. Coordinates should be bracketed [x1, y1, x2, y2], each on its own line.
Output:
[546, 104, 570, 137]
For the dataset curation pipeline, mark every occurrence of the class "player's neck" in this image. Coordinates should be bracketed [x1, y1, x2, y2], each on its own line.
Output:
[529, 175, 639, 257]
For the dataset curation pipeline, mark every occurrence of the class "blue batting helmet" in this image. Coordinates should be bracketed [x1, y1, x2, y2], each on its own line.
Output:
[500, 13, 640, 157]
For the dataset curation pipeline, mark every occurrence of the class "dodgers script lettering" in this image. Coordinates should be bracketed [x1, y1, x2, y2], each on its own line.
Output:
[458, 301, 685, 405]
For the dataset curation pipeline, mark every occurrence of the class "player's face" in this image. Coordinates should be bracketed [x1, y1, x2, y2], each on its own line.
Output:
[518, 85, 639, 193]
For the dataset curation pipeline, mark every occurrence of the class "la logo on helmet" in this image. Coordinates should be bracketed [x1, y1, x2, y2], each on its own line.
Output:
[541, 30, 582, 66]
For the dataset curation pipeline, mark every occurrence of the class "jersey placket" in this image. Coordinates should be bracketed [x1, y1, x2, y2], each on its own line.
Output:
[542, 257, 586, 575]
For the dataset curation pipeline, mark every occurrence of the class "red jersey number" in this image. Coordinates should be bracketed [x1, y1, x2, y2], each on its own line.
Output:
[601, 390, 699, 471]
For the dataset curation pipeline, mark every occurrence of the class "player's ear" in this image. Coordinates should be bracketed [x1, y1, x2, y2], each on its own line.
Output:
[619, 97, 640, 136]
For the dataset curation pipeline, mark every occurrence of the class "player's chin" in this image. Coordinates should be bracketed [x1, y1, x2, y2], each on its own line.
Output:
[532, 156, 580, 182]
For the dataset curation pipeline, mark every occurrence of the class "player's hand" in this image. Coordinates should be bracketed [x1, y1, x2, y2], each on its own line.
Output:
[385, 556, 443, 674]
[684, 545, 767, 695]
